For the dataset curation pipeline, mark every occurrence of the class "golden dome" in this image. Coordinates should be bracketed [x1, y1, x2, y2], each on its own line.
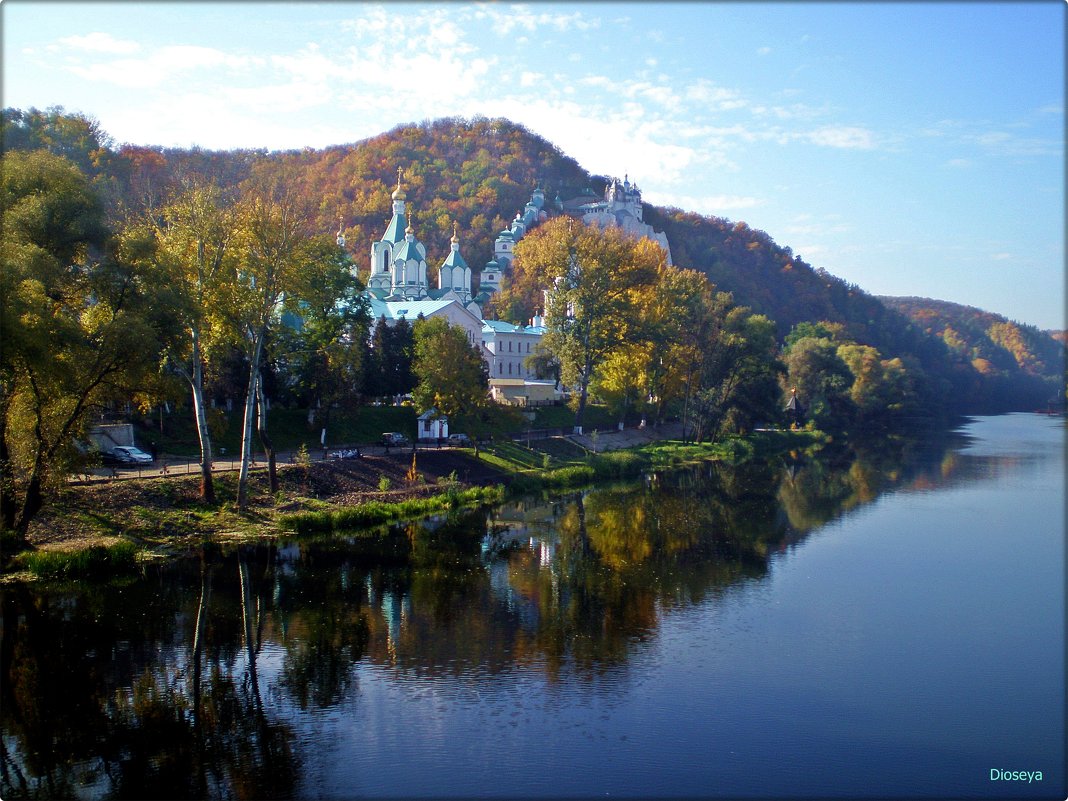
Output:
[391, 166, 406, 200]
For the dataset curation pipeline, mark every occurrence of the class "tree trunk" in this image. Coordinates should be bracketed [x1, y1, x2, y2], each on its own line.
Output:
[13, 397, 48, 536]
[0, 419, 18, 534]
[574, 357, 592, 434]
[573, 320, 593, 435]
[13, 472, 43, 539]
[256, 376, 278, 493]
[190, 332, 215, 504]
[237, 328, 266, 509]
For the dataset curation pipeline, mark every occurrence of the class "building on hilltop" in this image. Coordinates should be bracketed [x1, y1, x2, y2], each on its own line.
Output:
[559, 175, 672, 265]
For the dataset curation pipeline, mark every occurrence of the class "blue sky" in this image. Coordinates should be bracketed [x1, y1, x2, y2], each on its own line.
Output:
[3, 1, 1064, 330]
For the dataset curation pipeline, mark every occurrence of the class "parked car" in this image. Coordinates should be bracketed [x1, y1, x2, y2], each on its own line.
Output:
[447, 433, 471, 446]
[381, 432, 410, 447]
[108, 445, 153, 464]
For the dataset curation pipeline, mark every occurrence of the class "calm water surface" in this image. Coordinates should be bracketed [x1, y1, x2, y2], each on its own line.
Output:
[2, 414, 1064, 799]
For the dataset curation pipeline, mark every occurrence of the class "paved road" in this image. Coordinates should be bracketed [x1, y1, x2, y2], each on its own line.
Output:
[74, 424, 688, 484]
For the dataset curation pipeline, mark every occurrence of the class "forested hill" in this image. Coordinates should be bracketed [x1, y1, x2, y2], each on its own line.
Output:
[3, 106, 1064, 412]
[878, 296, 1065, 381]
[260, 117, 595, 275]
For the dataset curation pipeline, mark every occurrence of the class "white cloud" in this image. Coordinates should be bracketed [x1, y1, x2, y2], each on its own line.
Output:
[645, 192, 765, 216]
[757, 46, 772, 56]
[484, 5, 600, 35]
[272, 44, 349, 81]
[66, 45, 263, 89]
[806, 125, 876, 149]
[990, 252, 1012, 261]
[57, 32, 141, 54]
[221, 80, 333, 114]
[684, 79, 745, 110]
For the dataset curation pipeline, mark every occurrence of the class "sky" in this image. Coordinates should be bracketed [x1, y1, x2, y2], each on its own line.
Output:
[3, 1, 1064, 330]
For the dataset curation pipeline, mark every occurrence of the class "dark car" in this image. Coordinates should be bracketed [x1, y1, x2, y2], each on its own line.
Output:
[447, 433, 471, 446]
[381, 432, 410, 447]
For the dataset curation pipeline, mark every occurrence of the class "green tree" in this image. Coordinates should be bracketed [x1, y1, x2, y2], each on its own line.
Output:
[782, 335, 855, 428]
[690, 309, 783, 439]
[228, 174, 341, 507]
[273, 253, 370, 428]
[411, 316, 489, 424]
[367, 316, 415, 401]
[0, 151, 171, 537]
[513, 217, 662, 433]
[150, 182, 240, 503]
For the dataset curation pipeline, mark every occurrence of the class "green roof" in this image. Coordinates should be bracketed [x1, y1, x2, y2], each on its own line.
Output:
[442, 249, 468, 270]
[394, 239, 424, 262]
[381, 213, 406, 244]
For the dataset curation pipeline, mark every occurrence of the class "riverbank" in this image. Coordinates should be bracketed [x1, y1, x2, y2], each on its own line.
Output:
[2, 427, 827, 579]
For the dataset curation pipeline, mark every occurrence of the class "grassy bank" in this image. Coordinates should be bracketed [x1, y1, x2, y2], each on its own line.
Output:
[278, 484, 506, 535]
[479, 428, 828, 494]
[8, 541, 143, 580]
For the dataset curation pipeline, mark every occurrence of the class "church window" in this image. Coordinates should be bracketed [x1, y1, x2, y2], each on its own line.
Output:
[382, 251, 389, 272]
[508, 341, 513, 352]
[508, 363, 512, 375]
[498, 363, 503, 375]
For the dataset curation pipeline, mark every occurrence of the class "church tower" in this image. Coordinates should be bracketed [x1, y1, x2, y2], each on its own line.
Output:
[438, 222, 472, 303]
[388, 207, 429, 300]
[369, 167, 408, 293]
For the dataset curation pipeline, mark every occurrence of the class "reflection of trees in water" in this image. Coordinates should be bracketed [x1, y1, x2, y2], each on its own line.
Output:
[1, 428, 976, 798]
[776, 429, 965, 534]
[0, 548, 301, 799]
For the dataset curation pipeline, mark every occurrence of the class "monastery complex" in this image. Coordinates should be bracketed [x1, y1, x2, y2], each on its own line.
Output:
[340, 169, 672, 405]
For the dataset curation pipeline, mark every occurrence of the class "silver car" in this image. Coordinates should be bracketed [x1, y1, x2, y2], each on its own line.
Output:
[111, 445, 153, 464]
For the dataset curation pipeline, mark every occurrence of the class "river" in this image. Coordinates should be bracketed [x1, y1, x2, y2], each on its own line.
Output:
[1, 414, 1063, 799]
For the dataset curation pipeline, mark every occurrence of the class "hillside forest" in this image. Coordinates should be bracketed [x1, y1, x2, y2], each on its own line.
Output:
[2, 106, 1064, 537]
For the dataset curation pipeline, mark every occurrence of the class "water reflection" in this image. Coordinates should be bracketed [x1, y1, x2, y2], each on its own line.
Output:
[0, 420, 1029, 799]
